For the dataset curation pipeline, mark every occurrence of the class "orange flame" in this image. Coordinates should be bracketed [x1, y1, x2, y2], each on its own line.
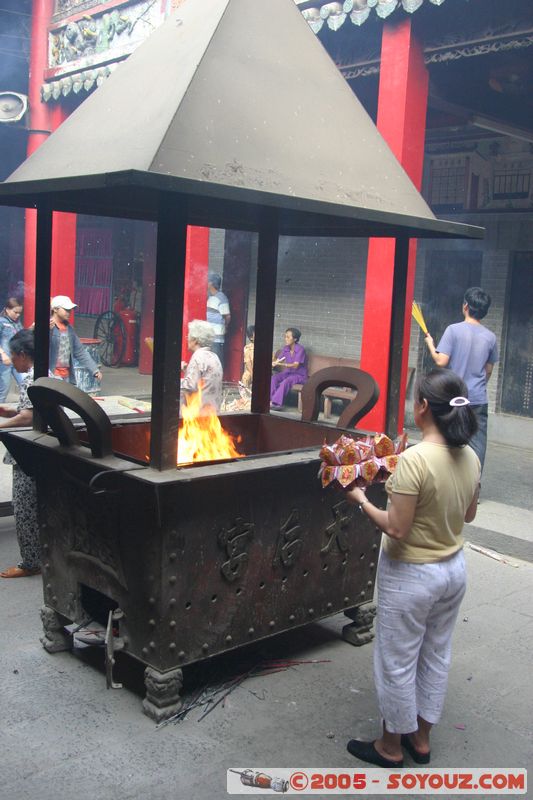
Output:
[177, 384, 243, 465]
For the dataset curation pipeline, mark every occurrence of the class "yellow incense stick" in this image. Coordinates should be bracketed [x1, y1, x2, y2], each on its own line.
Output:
[411, 301, 428, 334]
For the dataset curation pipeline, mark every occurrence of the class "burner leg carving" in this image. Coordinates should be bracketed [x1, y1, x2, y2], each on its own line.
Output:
[40, 604, 72, 653]
[143, 666, 183, 722]
[342, 603, 376, 647]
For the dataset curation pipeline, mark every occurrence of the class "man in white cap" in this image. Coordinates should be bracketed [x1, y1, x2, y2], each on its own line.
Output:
[50, 296, 102, 385]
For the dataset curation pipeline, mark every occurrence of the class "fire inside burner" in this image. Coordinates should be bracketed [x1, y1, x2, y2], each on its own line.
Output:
[177, 385, 243, 465]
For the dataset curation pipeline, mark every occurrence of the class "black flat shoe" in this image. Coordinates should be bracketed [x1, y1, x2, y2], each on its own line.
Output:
[401, 734, 431, 764]
[347, 739, 404, 768]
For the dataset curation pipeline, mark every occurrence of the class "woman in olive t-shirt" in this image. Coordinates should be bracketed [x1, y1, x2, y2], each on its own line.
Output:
[344, 368, 480, 769]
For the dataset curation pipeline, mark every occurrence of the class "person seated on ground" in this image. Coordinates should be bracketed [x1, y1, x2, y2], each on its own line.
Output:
[241, 325, 255, 389]
[270, 326, 308, 409]
[181, 319, 223, 413]
[0, 330, 41, 579]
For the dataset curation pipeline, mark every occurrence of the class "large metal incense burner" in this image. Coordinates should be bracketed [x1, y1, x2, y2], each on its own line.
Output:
[0, 0, 482, 720]
[8, 371, 382, 720]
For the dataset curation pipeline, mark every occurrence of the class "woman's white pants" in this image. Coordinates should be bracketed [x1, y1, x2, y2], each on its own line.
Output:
[374, 548, 466, 734]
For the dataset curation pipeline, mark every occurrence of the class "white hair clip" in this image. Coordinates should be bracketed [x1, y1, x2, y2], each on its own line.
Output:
[449, 396, 470, 407]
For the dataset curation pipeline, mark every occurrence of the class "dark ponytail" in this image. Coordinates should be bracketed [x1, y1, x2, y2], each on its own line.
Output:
[416, 368, 477, 447]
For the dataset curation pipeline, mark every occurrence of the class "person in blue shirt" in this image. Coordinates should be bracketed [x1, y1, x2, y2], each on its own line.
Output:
[49, 295, 102, 385]
[424, 286, 498, 472]
[206, 273, 230, 368]
[0, 297, 25, 402]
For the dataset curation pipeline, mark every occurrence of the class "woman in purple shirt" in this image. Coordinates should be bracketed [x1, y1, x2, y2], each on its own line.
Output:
[270, 327, 308, 408]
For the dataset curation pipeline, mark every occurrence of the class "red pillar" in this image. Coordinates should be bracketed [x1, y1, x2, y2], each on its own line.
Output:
[181, 227, 210, 362]
[23, 0, 77, 324]
[23, 0, 53, 324]
[138, 226, 210, 374]
[359, 18, 428, 433]
[49, 104, 77, 309]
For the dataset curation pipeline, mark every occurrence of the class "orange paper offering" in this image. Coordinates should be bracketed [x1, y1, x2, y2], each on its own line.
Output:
[319, 432, 407, 490]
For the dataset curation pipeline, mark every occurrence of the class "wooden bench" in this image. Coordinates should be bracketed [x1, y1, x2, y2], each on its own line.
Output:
[290, 353, 415, 419]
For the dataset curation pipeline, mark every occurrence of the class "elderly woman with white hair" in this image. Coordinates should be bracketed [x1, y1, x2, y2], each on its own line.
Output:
[181, 319, 223, 412]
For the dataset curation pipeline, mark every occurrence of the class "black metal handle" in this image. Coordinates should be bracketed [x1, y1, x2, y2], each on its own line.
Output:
[28, 377, 113, 459]
[300, 366, 379, 429]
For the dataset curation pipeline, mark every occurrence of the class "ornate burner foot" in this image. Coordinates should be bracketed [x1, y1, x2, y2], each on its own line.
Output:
[342, 603, 376, 647]
[40, 605, 72, 653]
[142, 666, 183, 722]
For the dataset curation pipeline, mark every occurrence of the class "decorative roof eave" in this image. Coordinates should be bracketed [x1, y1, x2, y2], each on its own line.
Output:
[300, 0, 446, 32]
[41, 62, 121, 101]
[41, 62, 124, 101]
[340, 29, 533, 80]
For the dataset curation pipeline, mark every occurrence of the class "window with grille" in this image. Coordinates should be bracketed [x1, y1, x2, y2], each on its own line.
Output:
[429, 164, 466, 210]
[493, 171, 530, 200]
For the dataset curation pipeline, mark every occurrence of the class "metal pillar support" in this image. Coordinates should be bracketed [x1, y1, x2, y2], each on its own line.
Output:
[251, 212, 279, 415]
[33, 203, 53, 434]
[150, 195, 188, 470]
[385, 237, 410, 438]
[223, 231, 254, 383]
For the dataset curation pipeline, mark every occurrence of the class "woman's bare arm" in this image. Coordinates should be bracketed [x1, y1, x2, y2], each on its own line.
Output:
[0, 408, 33, 428]
[345, 486, 417, 541]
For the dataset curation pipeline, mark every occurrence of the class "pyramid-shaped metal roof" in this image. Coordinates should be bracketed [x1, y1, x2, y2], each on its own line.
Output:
[0, 0, 481, 240]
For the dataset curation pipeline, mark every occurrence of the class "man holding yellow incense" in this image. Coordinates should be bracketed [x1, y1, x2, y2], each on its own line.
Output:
[423, 287, 498, 473]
